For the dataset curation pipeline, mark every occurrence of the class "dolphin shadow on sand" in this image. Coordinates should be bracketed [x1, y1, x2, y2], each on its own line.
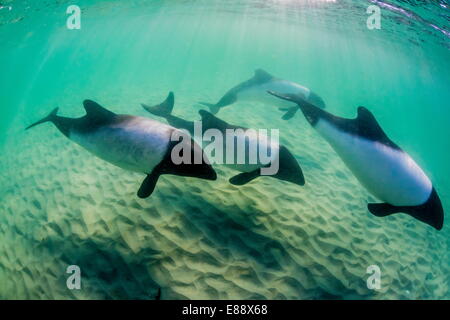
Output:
[35, 235, 167, 299]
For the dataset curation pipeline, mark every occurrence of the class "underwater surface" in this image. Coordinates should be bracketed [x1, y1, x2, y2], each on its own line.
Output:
[0, 0, 449, 299]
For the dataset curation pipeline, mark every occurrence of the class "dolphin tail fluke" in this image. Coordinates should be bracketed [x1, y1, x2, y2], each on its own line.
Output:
[279, 106, 300, 120]
[142, 92, 174, 117]
[26, 107, 59, 130]
[198, 102, 220, 115]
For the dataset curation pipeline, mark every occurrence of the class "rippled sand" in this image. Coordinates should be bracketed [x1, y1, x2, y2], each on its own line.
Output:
[0, 93, 448, 299]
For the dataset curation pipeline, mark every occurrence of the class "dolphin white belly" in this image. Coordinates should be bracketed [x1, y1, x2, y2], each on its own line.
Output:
[316, 119, 432, 206]
[70, 116, 174, 174]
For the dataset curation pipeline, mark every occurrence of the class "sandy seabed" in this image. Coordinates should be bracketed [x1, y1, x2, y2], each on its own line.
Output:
[0, 92, 448, 300]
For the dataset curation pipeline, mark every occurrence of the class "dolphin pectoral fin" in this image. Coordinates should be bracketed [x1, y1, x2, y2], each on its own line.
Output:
[229, 169, 260, 186]
[137, 173, 160, 199]
[368, 189, 444, 230]
[279, 106, 299, 120]
[368, 203, 399, 217]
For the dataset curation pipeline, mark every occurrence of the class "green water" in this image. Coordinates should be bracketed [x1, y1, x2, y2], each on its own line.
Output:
[0, 0, 449, 299]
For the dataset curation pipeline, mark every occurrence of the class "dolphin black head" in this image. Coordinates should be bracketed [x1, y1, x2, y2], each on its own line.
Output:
[415, 188, 444, 230]
[162, 138, 217, 181]
[138, 137, 217, 199]
[368, 188, 444, 231]
[228, 144, 305, 187]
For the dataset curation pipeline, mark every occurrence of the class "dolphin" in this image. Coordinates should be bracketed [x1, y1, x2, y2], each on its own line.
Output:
[199, 68, 326, 120]
[26, 100, 217, 198]
[143, 92, 305, 186]
[268, 91, 444, 230]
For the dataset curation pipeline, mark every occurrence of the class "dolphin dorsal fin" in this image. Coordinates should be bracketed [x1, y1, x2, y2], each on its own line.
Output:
[253, 69, 274, 83]
[198, 110, 230, 130]
[355, 106, 391, 143]
[83, 100, 116, 123]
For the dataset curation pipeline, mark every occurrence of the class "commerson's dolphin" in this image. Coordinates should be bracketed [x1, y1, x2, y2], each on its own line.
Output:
[199, 69, 326, 119]
[143, 92, 305, 186]
[268, 91, 444, 230]
[26, 100, 217, 198]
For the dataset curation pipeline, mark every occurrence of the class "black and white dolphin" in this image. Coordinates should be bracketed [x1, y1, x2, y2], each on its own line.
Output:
[199, 69, 325, 119]
[26, 100, 217, 198]
[143, 92, 305, 186]
[268, 91, 444, 230]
